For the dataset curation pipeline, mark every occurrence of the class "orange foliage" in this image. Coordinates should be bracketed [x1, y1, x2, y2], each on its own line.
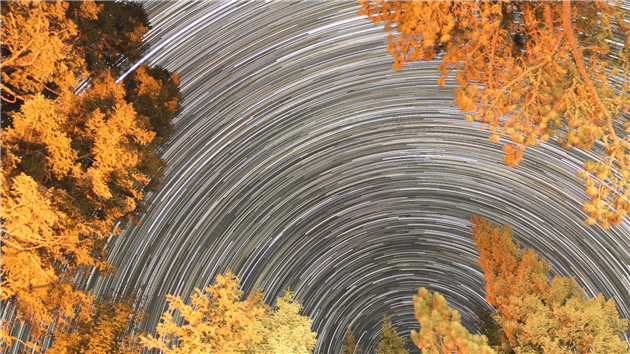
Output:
[411, 288, 494, 354]
[360, 1, 630, 228]
[1, 72, 158, 348]
[0, 1, 180, 351]
[46, 296, 145, 354]
[0, 1, 99, 103]
[471, 216, 630, 353]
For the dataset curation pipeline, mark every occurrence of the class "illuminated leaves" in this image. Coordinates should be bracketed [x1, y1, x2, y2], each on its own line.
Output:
[360, 0, 630, 227]
[375, 314, 408, 354]
[143, 272, 316, 354]
[246, 290, 317, 354]
[0, 1, 95, 103]
[46, 296, 145, 354]
[0, 172, 96, 344]
[142, 271, 264, 354]
[3, 95, 77, 179]
[411, 288, 494, 354]
[0, 73, 160, 347]
[0, 1, 180, 351]
[471, 216, 630, 353]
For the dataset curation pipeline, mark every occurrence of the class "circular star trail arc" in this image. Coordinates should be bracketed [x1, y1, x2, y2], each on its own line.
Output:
[89, 2, 630, 353]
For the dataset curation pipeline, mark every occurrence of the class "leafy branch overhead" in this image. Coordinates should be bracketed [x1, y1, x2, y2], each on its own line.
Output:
[359, 0, 630, 228]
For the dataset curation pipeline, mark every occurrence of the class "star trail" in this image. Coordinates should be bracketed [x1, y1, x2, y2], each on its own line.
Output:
[86, 2, 630, 353]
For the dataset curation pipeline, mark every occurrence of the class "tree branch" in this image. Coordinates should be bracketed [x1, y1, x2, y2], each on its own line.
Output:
[562, 0, 617, 141]
[544, 2, 554, 35]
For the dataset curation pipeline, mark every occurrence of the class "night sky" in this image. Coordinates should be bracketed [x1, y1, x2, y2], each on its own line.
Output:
[87, 2, 630, 353]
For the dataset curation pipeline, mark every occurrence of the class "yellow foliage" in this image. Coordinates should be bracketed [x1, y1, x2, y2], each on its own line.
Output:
[246, 290, 317, 354]
[144, 273, 317, 354]
[142, 271, 266, 354]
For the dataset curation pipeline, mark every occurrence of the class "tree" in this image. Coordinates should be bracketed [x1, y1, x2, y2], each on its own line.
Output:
[359, 0, 630, 228]
[0, 1, 99, 124]
[474, 306, 503, 352]
[375, 314, 408, 354]
[123, 64, 181, 193]
[411, 288, 495, 354]
[1, 74, 156, 346]
[343, 329, 360, 354]
[46, 295, 145, 354]
[246, 290, 317, 354]
[141, 271, 266, 354]
[0, 1, 96, 104]
[69, 1, 150, 77]
[144, 272, 317, 354]
[0, 1, 181, 351]
[471, 215, 630, 353]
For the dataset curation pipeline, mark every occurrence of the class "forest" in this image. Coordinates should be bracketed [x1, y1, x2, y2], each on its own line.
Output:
[1, 0, 629, 353]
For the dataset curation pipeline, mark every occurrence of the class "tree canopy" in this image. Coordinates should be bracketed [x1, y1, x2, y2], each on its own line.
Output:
[359, 0, 630, 228]
[0, 1, 95, 107]
[141, 271, 265, 354]
[246, 289, 317, 354]
[406, 217, 630, 354]
[471, 215, 630, 353]
[46, 295, 145, 354]
[375, 314, 409, 354]
[343, 329, 360, 354]
[68, 1, 149, 77]
[411, 288, 494, 354]
[142, 271, 317, 354]
[0, 1, 180, 351]
[3, 1, 630, 353]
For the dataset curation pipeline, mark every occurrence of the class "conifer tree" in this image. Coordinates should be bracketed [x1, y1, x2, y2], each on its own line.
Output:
[471, 216, 630, 353]
[69, 1, 150, 77]
[141, 271, 265, 354]
[410, 288, 494, 354]
[375, 315, 408, 354]
[46, 295, 144, 354]
[0, 1, 98, 107]
[246, 290, 317, 354]
[0, 1, 180, 351]
[145, 272, 317, 354]
[343, 329, 359, 354]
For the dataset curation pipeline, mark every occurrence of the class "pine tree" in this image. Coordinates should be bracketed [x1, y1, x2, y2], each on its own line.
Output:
[0, 1, 97, 106]
[246, 290, 317, 354]
[0, 1, 181, 351]
[359, 0, 630, 227]
[142, 271, 266, 354]
[69, 1, 149, 77]
[343, 329, 359, 354]
[375, 315, 408, 354]
[46, 295, 144, 354]
[410, 288, 494, 354]
[145, 274, 317, 354]
[471, 215, 630, 353]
